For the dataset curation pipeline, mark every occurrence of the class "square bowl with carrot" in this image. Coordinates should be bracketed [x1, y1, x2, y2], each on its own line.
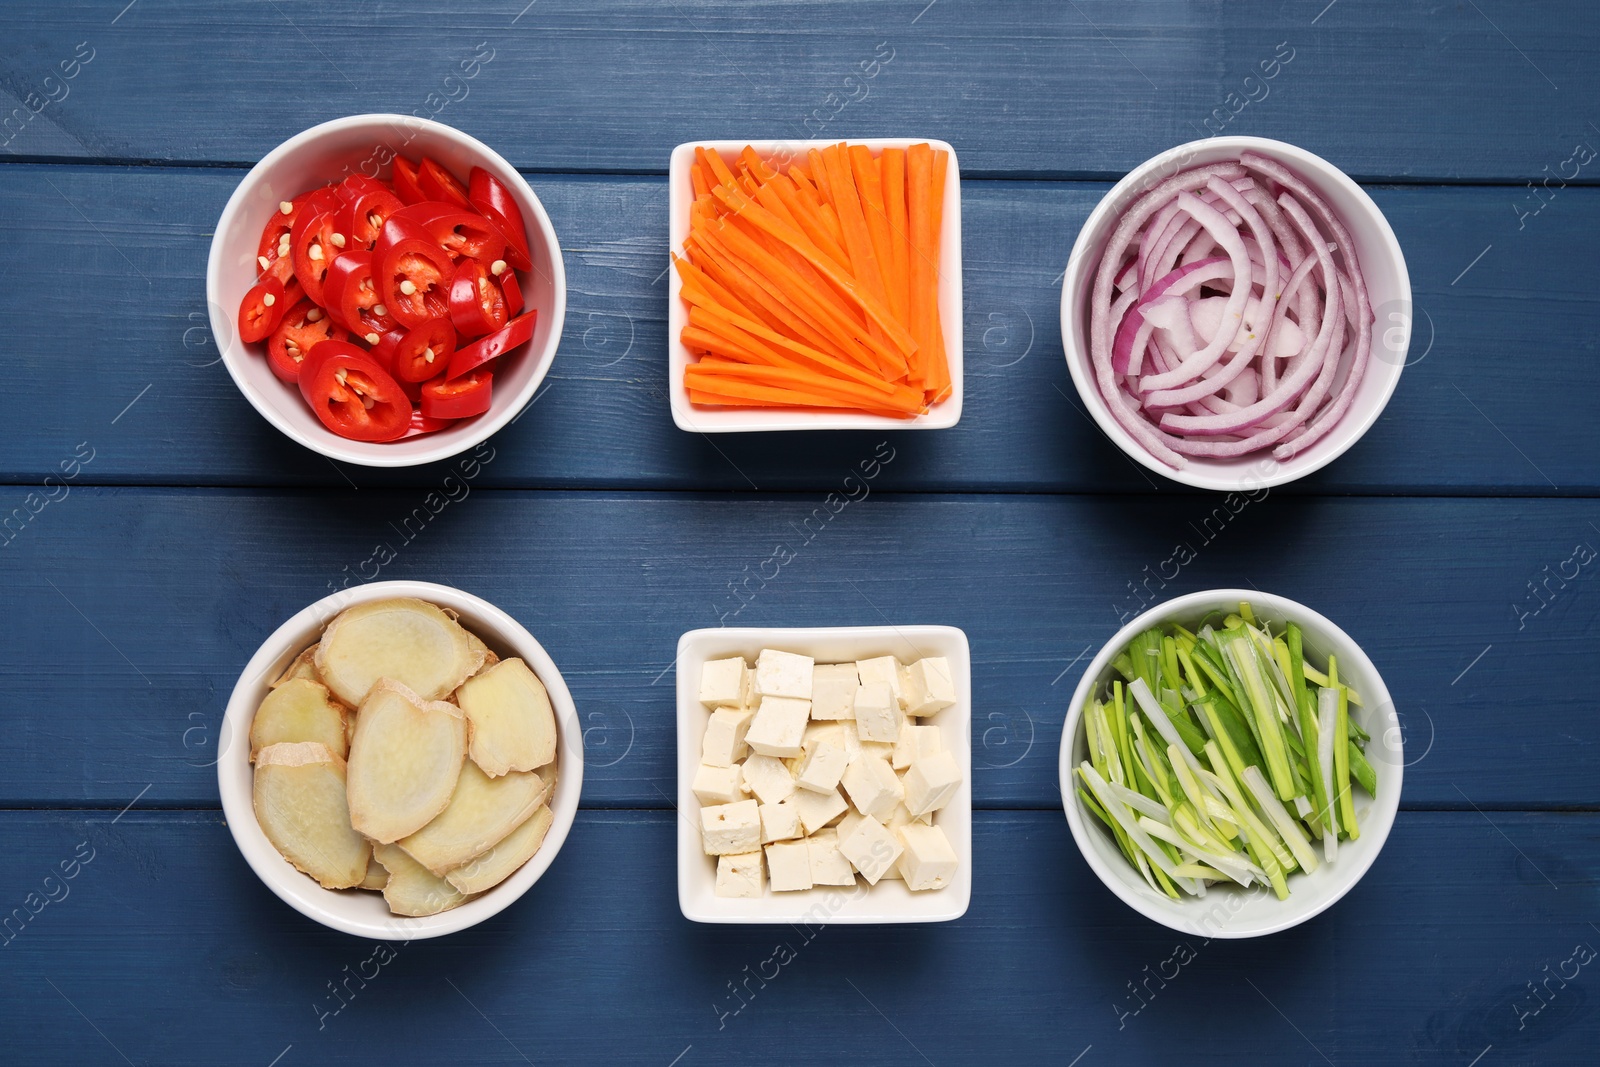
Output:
[667, 139, 962, 431]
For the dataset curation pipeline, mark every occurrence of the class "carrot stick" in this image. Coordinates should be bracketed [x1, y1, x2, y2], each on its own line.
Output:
[850, 145, 899, 324]
[922, 149, 951, 398]
[687, 384, 909, 417]
[691, 164, 710, 198]
[688, 361, 922, 412]
[690, 303, 896, 393]
[807, 148, 833, 203]
[881, 148, 911, 329]
[819, 144, 898, 364]
[906, 143, 937, 389]
[767, 174, 851, 270]
[697, 146, 738, 190]
[689, 241, 852, 360]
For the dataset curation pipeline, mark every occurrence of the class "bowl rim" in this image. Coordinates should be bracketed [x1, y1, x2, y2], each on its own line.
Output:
[665, 137, 963, 433]
[206, 113, 567, 468]
[1060, 135, 1411, 492]
[674, 623, 972, 923]
[1057, 587, 1402, 938]
[217, 579, 584, 939]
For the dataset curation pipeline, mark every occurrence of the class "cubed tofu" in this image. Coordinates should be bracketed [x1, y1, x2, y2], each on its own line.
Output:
[755, 649, 814, 699]
[765, 839, 813, 892]
[699, 657, 748, 708]
[853, 681, 901, 743]
[810, 662, 860, 720]
[792, 786, 848, 835]
[794, 739, 849, 794]
[807, 828, 856, 886]
[839, 815, 904, 885]
[692, 763, 743, 806]
[742, 753, 797, 806]
[892, 723, 942, 771]
[896, 823, 959, 890]
[701, 707, 753, 768]
[840, 754, 904, 820]
[837, 808, 865, 842]
[855, 655, 905, 708]
[701, 799, 761, 856]
[759, 799, 803, 843]
[745, 695, 810, 757]
[802, 721, 846, 751]
[903, 750, 963, 817]
[715, 852, 764, 898]
[903, 656, 957, 716]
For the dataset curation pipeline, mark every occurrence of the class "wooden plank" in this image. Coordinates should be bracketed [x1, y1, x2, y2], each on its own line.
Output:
[0, 164, 1595, 493]
[2, 2, 1595, 180]
[1, 488, 1594, 808]
[1, 810, 1595, 1064]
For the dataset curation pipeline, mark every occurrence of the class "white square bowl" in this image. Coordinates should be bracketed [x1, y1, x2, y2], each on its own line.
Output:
[676, 626, 972, 924]
[666, 139, 963, 432]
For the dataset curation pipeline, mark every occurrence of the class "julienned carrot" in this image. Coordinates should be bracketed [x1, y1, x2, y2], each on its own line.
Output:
[684, 242, 848, 361]
[767, 174, 851, 270]
[923, 149, 951, 399]
[687, 385, 912, 418]
[819, 145, 896, 357]
[689, 302, 896, 393]
[850, 145, 899, 327]
[697, 146, 738, 190]
[880, 148, 911, 327]
[691, 164, 710, 198]
[807, 148, 833, 203]
[686, 362, 921, 413]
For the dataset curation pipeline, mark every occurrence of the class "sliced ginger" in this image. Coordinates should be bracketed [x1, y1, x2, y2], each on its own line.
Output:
[316, 598, 483, 706]
[250, 678, 349, 760]
[272, 643, 322, 687]
[253, 742, 369, 889]
[346, 679, 466, 843]
[398, 760, 550, 875]
[372, 842, 467, 917]
[454, 657, 557, 777]
[446, 804, 554, 895]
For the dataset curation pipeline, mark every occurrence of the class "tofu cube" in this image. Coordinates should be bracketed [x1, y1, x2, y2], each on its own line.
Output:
[840, 754, 904, 820]
[806, 828, 856, 886]
[904, 657, 957, 716]
[741, 753, 796, 805]
[839, 815, 904, 885]
[764, 840, 813, 892]
[692, 763, 743, 806]
[837, 808, 865, 842]
[745, 695, 810, 757]
[759, 799, 802, 843]
[855, 656, 905, 708]
[794, 739, 849, 794]
[895, 823, 959, 890]
[792, 786, 848, 835]
[892, 723, 942, 771]
[715, 852, 764, 898]
[755, 649, 814, 699]
[698, 657, 749, 708]
[701, 799, 761, 856]
[810, 663, 860, 720]
[701, 707, 752, 768]
[853, 681, 901, 743]
[903, 750, 963, 817]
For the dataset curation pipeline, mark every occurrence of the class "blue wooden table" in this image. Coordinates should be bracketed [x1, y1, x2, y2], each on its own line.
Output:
[3, 2, 1598, 1063]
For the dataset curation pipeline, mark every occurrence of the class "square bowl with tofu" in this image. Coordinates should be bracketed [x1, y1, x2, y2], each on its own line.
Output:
[218, 580, 584, 939]
[675, 626, 971, 924]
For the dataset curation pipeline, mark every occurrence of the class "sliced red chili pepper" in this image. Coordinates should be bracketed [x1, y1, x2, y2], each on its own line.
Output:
[257, 193, 310, 275]
[468, 167, 529, 252]
[375, 236, 455, 328]
[299, 341, 413, 442]
[266, 301, 347, 384]
[238, 275, 287, 344]
[340, 185, 406, 250]
[498, 267, 524, 316]
[289, 207, 339, 307]
[445, 309, 537, 379]
[418, 156, 473, 211]
[400, 410, 455, 438]
[421, 368, 494, 420]
[448, 258, 509, 339]
[323, 251, 398, 338]
[391, 156, 427, 205]
[363, 328, 425, 402]
[390, 202, 507, 264]
[392, 316, 457, 382]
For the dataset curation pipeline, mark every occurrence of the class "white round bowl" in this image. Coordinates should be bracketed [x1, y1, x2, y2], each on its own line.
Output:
[1061, 136, 1410, 492]
[218, 580, 584, 939]
[207, 114, 567, 467]
[1059, 588, 1402, 938]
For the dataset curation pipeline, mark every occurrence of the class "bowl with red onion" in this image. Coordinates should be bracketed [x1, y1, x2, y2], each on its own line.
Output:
[1061, 137, 1410, 491]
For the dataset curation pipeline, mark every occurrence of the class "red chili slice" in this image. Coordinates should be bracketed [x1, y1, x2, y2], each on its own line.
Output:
[468, 167, 533, 270]
[289, 208, 339, 307]
[340, 185, 406, 250]
[498, 267, 524, 316]
[375, 236, 455, 329]
[299, 341, 413, 441]
[418, 156, 474, 210]
[445, 309, 536, 379]
[421, 368, 493, 420]
[257, 193, 310, 275]
[448, 258, 508, 339]
[391, 156, 427, 205]
[266, 301, 347, 384]
[400, 410, 455, 438]
[393, 316, 457, 383]
[238, 276, 287, 343]
[391, 202, 506, 263]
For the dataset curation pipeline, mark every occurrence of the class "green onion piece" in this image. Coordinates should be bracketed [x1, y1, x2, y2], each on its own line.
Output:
[1348, 740, 1378, 795]
[1225, 634, 1296, 801]
[1334, 678, 1359, 840]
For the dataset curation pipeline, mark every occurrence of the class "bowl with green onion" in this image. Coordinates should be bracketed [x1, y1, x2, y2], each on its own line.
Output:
[1060, 589, 1402, 937]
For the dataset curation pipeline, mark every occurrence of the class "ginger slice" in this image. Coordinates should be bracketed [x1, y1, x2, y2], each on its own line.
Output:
[398, 760, 549, 876]
[445, 804, 554, 894]
[272, 644, 322, 687]
[454, 657, 557, 777]
[358, 853, 389, 891]
[346, 680, 466, 843]
[466, 629, 500, 674]
[372, 842, 466, 917]
[250, 678, 349, 760]
[253, 741, 369, 889]
[315, 598, 483, 706]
